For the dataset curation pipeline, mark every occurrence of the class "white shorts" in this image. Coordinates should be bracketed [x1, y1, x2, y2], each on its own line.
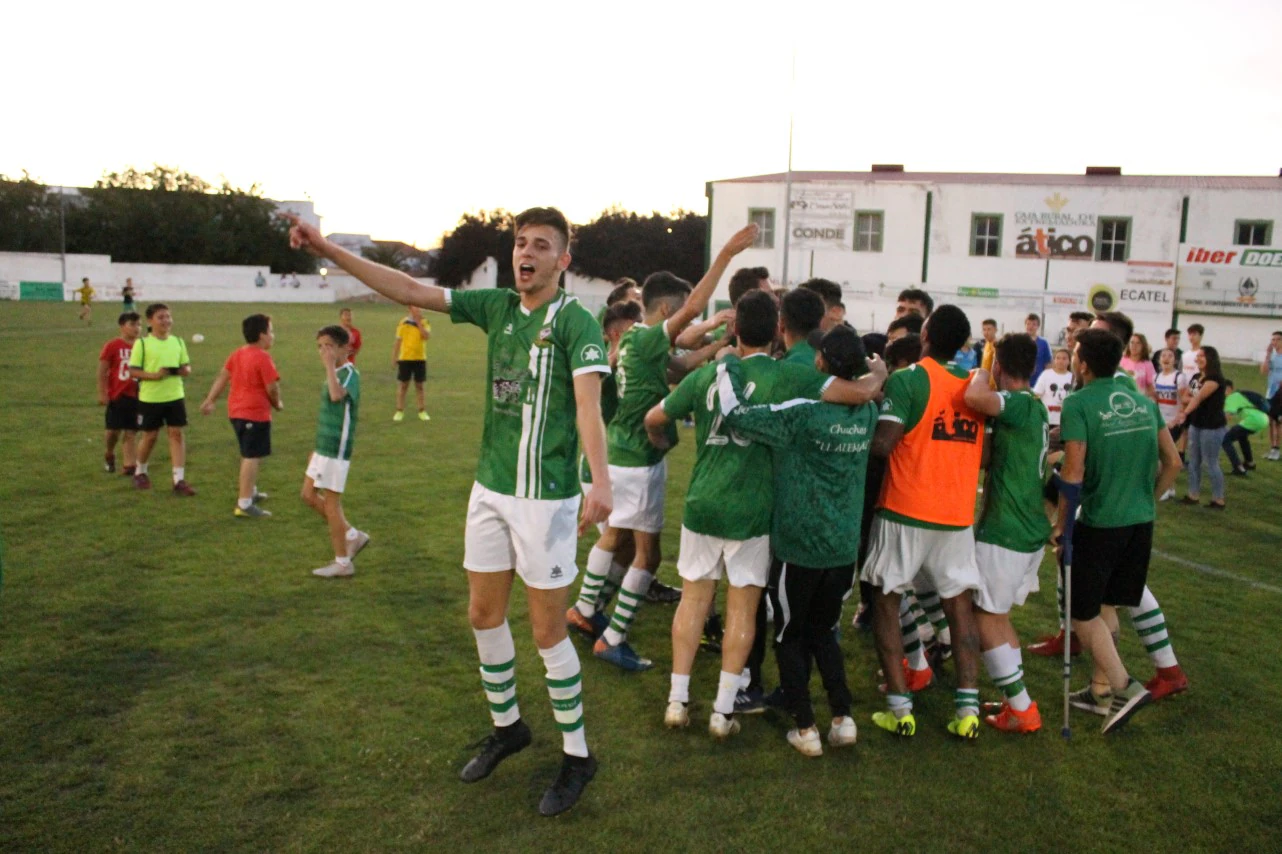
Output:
[676, 526, 771, 589]
[606, 461, 667, 534]
[974, 542, 1044, 614]
[306, 452, 350, 494]
[860, 515, 981, 600]
[464, 482, 579, 590]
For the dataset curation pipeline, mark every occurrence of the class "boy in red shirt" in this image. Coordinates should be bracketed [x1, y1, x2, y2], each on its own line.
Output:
[339, 308, 363, 362]
[200, 314, 283, 518]
[98, 312, 142, 474]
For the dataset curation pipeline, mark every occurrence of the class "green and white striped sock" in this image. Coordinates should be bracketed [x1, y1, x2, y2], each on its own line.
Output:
[916, 589, 952, 646]
[899, 597, 929, 671]
[596, 561, 628, 611]
[1130, 586, 1178, 669]
[574, 547, 614, 617]
[540, 638, 588, 757]
[602, 567, 653, 646]
[954, 688, 980, 719]
[983, 644, 1031, 712]
[475, 622, 520, 727]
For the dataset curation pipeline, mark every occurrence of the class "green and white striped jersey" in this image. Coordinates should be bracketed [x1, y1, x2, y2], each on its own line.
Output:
[314, 362, 360, 460]
[448, 288, 609, 500]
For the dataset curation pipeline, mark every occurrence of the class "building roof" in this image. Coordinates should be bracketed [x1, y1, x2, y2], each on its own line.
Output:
[714, 170, 1282, 190]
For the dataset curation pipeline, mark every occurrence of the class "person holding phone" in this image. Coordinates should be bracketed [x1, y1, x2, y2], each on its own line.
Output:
[128, 303, 195, 495]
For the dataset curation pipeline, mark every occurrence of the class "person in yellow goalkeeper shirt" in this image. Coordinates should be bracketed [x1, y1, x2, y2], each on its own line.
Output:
[76, 278, 96, 325]
[392, 304, 431, 421]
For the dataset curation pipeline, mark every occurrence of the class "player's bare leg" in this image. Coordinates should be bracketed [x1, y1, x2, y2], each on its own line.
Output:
[239, 458, 261, 504]
[104, 428, 120, 471]
[705, 584, 761, 739]
[395, 380, 409, 416]
[667, 579, 716, 726]
[414, 379, 426, 415]
[122, 429, 137, 470]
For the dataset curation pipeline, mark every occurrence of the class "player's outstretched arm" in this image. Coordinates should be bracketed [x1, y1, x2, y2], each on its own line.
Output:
[665, 224, 758, 343]
[821, 354, 889, 407]
[964, 368, 1004, 417]
[673, 308, 734, 351]
[286, 214, 449, 313]
[199, 368, 232, 415]
[574, 373, 612, 533]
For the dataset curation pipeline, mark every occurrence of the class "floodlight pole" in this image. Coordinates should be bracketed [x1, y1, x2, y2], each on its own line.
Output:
[59, 185, 67, 287]
[780, 51, 796, 287]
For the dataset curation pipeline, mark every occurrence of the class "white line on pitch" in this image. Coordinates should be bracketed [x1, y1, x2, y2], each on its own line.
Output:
[1152, 549, 1282, 594]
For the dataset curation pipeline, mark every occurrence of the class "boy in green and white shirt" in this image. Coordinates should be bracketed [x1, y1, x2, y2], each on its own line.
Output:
[964, 333, 1051, 735]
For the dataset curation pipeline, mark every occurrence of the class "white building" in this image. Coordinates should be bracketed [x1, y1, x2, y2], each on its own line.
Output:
[706, 167, 1282, 360]
[274, 199, 321, 232]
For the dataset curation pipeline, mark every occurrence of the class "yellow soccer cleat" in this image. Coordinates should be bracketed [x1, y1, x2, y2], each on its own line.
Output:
[947, 714, 981, 739]
[871, 711, 916, 737]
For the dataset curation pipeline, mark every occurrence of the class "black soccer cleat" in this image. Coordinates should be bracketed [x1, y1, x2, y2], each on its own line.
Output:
[645, 580, 682, 604]
[459, 719, 532, 783]
[538, 753, 598, 817]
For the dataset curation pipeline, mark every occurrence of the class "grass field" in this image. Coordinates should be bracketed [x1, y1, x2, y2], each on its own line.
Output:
[2, 300, 1281, 853]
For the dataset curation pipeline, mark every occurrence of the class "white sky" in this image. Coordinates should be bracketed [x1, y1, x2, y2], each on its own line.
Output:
[5, 0, 1280, 248]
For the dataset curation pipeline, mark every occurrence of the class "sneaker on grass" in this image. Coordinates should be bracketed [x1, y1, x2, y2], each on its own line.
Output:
[312, 560, 354, 578]
[1101, 679, 1151, 734]
[734, 687, 766, 715]
[459, 720, 532, 783]
[592, 638, 652, 671]
[1068, 685, 1112, 716]
[645, 580, 682, 604]
[173, 480, 196, 497]
[347, 530, 370, 558]
[538, 753, 597, 817]
[708, 712, 740, 740]
[947, 714, 980, 739]
[871, 711, 915, 737]
[664, 701, 690, 729]
[234, 504, 271, 519]
[827, 716, 858, 747]
[787, 727, 823, 757]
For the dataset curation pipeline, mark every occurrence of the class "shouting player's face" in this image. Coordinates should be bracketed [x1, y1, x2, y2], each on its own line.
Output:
[513, 224, 570, 295]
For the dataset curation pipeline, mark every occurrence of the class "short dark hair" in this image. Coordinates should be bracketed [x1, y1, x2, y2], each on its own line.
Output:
[514, 207, 571, 251]
[603, 300, 642, 331]
[1074, 328, 1124, 378]
[1165, 328, 1180, 338]
[1273, 330, 1282, 337]
[1199, 345, 1223, 377]
[117, 312, 140, 326]
[800, 278, 843, 310]
[728, 267, 770, 306]
[812, 324, 867, 380]
[994, 333, 1037, 381]
[924, 304, 971, 356]
[1187, 323, 1205, 335]
[780, 288, 825, 337]
[887, 313, 924, 337]
[735, 290, 778, 347]
[861, 332, 888, 360]
[339, 307, 352, 316]
[1070, 312, 1095, 324]
[897, 288, 934, 316]
[81, 277, 89, 284]
[607, 279, 638, 306]
[242, 313, 272, 343]
[317, 324, 350, 347]
[981, 318, 997, 328]
[885, 334, 923, 368]
[145, 303, 169, 319]
[1025, 312, 1041, 325]
[640, 271, 692, 312]
[1094, 310, 1134, 343]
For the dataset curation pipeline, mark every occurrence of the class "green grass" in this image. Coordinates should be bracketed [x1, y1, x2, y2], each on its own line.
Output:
[2, 301, 1281, 852]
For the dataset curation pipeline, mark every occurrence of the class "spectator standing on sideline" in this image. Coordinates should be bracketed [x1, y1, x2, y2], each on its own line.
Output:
[1025, 314, 1052, 385]
[392, 305, 431, 422]
[1181, 324, 1204, 375]
[339, 308, 363, 363]
[1261, 331, 1282, 460]
[121, 278, 136, 313]
[1153, 328, 1182, 374]
[1120, 334, 1157, 400]
[255, 271, 266, 288]
[1176, 346, 1228, 509]
[199, 314, 283, 518]
[979, 319, 998, 375]
[1033, 348, 1073, 430]
[1154, 348, 1189, 500]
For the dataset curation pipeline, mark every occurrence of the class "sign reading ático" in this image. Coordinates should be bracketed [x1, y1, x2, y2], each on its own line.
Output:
[1014, 192, 1097, 260]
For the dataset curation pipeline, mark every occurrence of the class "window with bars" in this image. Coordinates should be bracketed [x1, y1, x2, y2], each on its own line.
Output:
[748, 208, 775, 249]
[970, 214, 1001, 257]
[855, 211, 883, 252]
[1234, 220, 1272, 246]
[1097, 217, 1130, 262]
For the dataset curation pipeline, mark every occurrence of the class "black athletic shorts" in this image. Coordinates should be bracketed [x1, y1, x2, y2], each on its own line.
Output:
[105, 396, 139, 430]
[1167, 422, 1185, 444]
[1066, 521, 1153, 621]
[397, 360, 427, 383]
[231, 419, 272, 459]
[137, 399, 188, 431]
[1270, 389, 1282, 422]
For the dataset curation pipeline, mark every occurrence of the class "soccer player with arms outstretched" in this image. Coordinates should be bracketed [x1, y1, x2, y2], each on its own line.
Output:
[288, 207, 611, 817]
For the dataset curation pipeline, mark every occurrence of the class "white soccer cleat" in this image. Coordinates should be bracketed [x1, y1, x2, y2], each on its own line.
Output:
[828, 716, 858, 747]
[787, 726, 824, 757]
[1159, 488, 1176, 502]
[312, 561, 354, 578]
[347, 530, 370, 558]
[664, 702, 690, 729]
[708, 712, 740, 740]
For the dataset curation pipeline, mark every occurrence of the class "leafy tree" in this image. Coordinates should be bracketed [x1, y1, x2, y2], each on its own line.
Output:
[570, 208, 707, 285]
[362, 243, 411, 272]
[0, 172, 63, 253]
[434, 210, 514, 288]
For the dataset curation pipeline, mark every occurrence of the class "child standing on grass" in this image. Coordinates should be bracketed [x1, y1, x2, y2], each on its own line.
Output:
[199, 314, 283, 518]
[302, 325, 368, 578]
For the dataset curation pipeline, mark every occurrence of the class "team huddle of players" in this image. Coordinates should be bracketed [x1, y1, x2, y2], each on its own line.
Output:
[94, 208, 1191, 817]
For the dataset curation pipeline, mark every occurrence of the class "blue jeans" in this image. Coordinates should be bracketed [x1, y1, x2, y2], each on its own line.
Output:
[1187, 425, 1227, 501]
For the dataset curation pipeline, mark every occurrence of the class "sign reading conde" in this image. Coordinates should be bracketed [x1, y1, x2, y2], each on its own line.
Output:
[1175, 245, 1282, 316]
[788, 189, 854, 251]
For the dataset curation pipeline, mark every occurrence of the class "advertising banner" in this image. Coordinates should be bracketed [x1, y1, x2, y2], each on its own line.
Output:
[1013, 191, 1098, 260]
[1175, 244, 1282, 316]
[787, 189, 853, 251]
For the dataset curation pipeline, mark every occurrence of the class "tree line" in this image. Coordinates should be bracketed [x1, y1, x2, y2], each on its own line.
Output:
[0, 168, 709, 284]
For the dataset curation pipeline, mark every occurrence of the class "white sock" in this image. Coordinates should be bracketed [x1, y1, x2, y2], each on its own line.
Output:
[669, 673, 691, 704]
[136, 462, 149, 475]
[713, 670, 739, 716]
[475, 621, 520, 727]
[982, 643, 1031, 712]
[602, 567, 653, 646]
[346, 527, 360, 541]
[237, 497, 252, 510]
[738, 668, 751, 691]
[172, 467, 184, 484]
[575, 547, 615, 617]
[1129, 586, 1179, 669]
[539, 638, 588, 757]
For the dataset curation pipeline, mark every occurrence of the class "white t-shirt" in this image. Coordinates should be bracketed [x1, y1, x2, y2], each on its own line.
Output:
[1033, 369, 1073, 427]
[1181, 348, 1199, 375]
[1154, 370, 1188, 426]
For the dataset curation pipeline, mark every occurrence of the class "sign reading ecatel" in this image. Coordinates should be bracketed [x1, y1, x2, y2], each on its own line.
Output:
[1175, 244, 1282, 315]
[1014, 193, 1098, 260]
